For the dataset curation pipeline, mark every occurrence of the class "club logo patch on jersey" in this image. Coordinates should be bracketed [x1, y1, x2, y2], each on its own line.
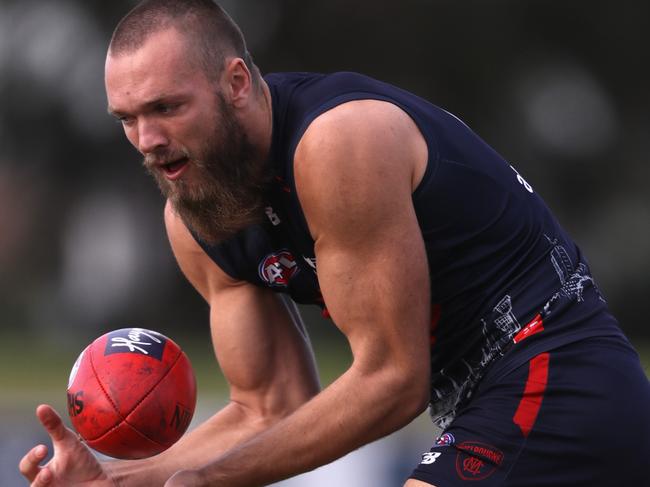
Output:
[259, 250, 299, 287]
[455, 441, 504, 481]
[104, 328, 166, 360]
[434, 432, 456, 447]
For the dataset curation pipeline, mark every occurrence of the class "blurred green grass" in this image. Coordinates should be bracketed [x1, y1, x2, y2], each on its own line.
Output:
[1, 329, 647, 415]
[0, 327, 353, 414]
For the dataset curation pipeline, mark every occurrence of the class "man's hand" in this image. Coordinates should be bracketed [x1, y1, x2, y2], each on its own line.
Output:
[19, 404, 115, 487]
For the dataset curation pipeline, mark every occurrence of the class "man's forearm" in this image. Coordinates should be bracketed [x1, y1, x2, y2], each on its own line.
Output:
[105, 401, 280, 486]
[191, 365, 428, 487]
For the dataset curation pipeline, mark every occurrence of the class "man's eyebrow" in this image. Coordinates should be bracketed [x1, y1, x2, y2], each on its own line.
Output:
[107, 106, 124, 117]
[107, 95, 183, 117]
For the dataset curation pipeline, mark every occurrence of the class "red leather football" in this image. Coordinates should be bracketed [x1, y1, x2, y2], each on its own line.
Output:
[66, 328, 197, 459]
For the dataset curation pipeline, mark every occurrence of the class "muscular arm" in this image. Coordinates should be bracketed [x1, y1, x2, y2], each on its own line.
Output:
[175, 100, 432, 486]
[107, 202, 321, 484]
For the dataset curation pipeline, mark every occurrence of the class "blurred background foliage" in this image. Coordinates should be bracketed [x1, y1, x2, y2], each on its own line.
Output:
[1, 0, 648, 485]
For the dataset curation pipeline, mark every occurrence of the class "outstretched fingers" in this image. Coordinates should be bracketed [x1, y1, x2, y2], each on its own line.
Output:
[19, 405, 71, 484]
[18, 444, 48, 482]
[32, 466, 54, 487]
[36, 404, 68, 443]
[20, 404, 108, 486]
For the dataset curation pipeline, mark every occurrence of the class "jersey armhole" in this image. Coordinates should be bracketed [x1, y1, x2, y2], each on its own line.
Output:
[285, 91, 441, 233]
[187, 227, 244, 282]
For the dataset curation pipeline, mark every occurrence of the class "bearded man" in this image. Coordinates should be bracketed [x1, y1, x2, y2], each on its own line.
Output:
[20, 1, 650, 486]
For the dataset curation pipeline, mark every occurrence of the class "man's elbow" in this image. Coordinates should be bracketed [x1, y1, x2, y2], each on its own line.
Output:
[274, 384, 320, 419]
[401, 370, 431, 419]
[231, 381, 319, 430]
[380, 365, 430, 426]
[271, 381, 321, 420]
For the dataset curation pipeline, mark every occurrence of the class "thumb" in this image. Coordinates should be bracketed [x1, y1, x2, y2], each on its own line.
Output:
[36, 404, 72, 444]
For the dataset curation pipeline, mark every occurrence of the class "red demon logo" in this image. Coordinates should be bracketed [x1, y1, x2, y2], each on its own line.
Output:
[455, 441, 504, 481]
[259, 250, 299, 286]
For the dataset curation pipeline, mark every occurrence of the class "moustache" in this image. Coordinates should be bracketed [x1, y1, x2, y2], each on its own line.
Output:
[142, 147, 192, 170]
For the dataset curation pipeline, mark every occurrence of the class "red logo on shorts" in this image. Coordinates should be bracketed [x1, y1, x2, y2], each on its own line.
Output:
[462, 456, 486, 477]
[259, 250, 299, 286]
[455, 441, 504, 481]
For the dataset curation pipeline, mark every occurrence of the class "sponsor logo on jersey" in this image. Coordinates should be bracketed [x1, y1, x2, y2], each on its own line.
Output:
[258, 250, 299, 286]
[420, 451, 442, 465]
[434, 432, 456, 447]
[104, 328, 167, 360]
[455, 441, 504, 481]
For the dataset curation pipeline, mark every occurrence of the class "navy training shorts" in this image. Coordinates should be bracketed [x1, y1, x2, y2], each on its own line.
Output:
[409, 334, 650, 486]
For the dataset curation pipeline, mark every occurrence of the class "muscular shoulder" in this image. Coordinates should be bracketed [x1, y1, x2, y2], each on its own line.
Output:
[296, 99, 425, 171]
[293, 100, 427, 241]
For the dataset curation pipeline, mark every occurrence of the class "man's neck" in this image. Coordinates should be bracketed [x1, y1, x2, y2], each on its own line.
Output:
[237, 78, 273, 167]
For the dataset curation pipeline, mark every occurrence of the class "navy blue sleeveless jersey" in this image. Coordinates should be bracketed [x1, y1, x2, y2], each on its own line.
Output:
[193, 72, 626, 427]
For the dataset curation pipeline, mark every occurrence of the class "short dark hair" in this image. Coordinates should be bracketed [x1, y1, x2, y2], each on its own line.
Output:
[109, 0, 258, 82]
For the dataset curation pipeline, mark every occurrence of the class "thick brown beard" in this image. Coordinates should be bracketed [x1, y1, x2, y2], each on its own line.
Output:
[144, 93, 271, 245]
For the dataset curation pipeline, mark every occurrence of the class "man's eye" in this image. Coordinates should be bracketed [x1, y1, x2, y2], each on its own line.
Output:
[156, 104, 176, 114]
[118, 116, 135, 126]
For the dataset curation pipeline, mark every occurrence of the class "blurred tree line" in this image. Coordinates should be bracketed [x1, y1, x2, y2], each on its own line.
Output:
[0, 0, 648, 350]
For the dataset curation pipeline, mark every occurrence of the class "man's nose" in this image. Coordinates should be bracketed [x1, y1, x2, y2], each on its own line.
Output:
[137, 119, 169, 154]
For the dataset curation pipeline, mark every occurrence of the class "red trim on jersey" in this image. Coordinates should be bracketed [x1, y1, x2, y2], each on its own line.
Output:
[513, 352, 549, 438]
[274, 175, 291, 193]
[513, 313, 544, 344]
[315, 293, 331, 319]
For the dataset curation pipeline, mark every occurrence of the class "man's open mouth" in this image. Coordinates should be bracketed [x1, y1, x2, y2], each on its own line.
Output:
[161, 157, 189, 180]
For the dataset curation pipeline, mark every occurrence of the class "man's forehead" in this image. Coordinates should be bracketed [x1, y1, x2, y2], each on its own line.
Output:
[106, 28, 193, 77]
[105, 30, 206, 107]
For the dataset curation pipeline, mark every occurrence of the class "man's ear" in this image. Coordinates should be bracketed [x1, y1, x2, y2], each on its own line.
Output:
[223, 57, 252, 108]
